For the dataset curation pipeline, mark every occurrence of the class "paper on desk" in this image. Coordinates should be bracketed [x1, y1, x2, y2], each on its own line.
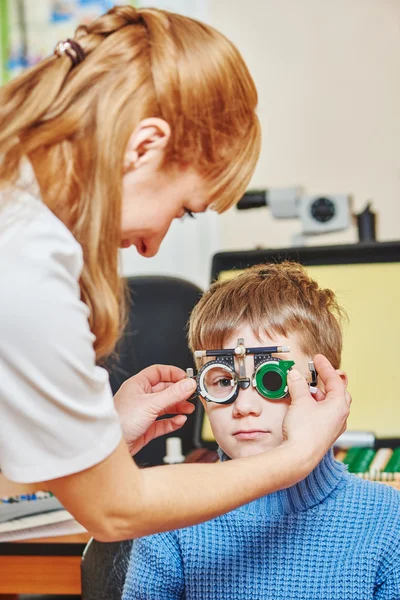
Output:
[0, 518, 86, 541]
[0, 509, 87, 541]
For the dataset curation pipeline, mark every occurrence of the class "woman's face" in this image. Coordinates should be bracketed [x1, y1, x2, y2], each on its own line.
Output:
[121, 164, 209, 257]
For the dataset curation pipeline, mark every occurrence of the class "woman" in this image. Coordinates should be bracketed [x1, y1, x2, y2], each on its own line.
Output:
[0, 5, 350, 542]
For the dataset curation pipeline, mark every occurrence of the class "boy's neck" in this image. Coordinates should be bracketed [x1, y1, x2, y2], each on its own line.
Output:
[217, 446, 346, 516]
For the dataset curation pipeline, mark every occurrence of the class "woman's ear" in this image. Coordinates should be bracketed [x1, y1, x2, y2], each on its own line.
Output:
[336, 369, 348, 388]
[123, 118, 171, 172]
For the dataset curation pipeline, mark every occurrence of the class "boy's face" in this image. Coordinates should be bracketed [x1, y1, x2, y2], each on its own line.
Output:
[201, 324, 314, 460]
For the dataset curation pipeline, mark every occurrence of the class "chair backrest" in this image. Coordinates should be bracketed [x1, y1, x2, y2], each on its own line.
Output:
[81, 275, 202, 600]
[107, 275, 203, 467]
[81, 538, 133, 600]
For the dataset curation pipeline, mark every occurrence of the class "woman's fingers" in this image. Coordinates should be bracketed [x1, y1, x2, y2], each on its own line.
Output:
[312, 355, 351, 417]
[146, 415, 188, 444]
[151, 377, 198, 412]
[150, 378, 196, 413]
[156, 415, 188, 437]
[150, 381, 175, 393]
[313, 354, 346, 400]
[311, 388, 326, 402]
[128, 415, 188, 455]
[139, 364, 187, 388]
[287, 369, 314, 405]
[283, 355, 350, 462]
[158, 400, 196, 416]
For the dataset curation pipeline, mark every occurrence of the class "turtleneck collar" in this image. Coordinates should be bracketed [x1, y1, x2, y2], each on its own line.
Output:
[217, 447, 347, 516]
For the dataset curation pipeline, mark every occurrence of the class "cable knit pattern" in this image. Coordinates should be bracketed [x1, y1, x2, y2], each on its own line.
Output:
[123, 450, 400, 600]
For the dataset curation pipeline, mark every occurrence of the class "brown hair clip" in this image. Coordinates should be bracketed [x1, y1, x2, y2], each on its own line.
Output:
[54, 38, 86, 67]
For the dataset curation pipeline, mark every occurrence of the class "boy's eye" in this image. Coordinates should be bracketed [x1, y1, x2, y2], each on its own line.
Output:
[216, 378, 232, 388]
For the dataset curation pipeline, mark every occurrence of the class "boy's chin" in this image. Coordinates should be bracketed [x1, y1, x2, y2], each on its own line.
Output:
[225, 439, 281, 460]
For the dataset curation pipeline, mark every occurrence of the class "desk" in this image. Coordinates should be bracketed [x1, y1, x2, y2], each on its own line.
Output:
[0, 474, 90, 597]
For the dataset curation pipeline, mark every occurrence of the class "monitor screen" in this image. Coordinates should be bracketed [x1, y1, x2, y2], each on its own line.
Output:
[198, 241, 400, 445]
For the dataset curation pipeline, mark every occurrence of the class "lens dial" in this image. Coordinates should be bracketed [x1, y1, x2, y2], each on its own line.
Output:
[254, 359, 295, 400]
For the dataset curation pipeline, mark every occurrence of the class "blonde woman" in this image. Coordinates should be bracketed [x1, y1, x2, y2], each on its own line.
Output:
[0, 5, 350, 541]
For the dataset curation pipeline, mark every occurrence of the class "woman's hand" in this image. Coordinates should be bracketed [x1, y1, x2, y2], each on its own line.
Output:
[283, 354, 351, 467]
[114, 365, 196, 456]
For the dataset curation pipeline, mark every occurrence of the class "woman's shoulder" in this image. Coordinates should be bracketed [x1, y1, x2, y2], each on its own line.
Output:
[0, 182, 88, 350]
[0, 180, 121, 484]
[0, 182, 83, 284]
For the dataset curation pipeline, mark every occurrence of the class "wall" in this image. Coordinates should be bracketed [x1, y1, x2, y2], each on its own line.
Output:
[211, 0, 400, 250]
[2, 1, 399, 285]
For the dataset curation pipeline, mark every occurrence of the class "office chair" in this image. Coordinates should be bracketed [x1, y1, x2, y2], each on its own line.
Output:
[107, 275, 203, 466]
[81, 275, 202, 600]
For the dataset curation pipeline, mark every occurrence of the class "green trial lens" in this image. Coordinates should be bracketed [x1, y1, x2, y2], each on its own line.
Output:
[261, 370, 282, 391]
[253, 359, 295, 400]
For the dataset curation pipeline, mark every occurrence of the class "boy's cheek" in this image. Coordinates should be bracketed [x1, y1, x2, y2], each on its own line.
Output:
[204, 407, 232, 444]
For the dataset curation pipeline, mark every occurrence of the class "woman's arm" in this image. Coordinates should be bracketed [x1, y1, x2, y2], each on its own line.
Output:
[49, 437, 304, 541]
[48, 356, 350, 542]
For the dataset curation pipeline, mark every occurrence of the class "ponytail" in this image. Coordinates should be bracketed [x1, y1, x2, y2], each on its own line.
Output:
[0, 5, 260, 358]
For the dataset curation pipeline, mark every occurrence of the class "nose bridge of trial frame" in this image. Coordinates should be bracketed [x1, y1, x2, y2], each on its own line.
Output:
[187, 338, 319, 404]
[193, 337, 291, 385]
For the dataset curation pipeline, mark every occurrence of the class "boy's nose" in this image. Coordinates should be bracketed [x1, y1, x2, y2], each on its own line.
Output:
[232, 387, 262, 418]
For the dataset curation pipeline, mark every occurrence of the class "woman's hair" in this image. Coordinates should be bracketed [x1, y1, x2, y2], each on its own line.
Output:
[188, 262, 346, 369]
[0, 5, 260, 358]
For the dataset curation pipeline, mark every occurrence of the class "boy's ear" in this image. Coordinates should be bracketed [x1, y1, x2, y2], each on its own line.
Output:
[198, 395, 207, 410]
[336, 369, 348, 388]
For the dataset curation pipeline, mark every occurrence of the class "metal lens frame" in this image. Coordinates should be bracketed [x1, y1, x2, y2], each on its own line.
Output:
[190, 340, 317, 405]
[253, 358, 295, 400]
[198, 361, 238, 404]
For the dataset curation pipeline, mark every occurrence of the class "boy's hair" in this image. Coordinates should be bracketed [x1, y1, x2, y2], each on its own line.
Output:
[0, 5, 260, 359]
[188, 262, 346, 370]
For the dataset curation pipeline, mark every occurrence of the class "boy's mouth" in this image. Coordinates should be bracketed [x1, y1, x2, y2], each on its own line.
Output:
[233, 430, 271, 440]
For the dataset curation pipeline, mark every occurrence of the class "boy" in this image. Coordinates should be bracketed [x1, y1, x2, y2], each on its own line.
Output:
[123, 262, 400, 600]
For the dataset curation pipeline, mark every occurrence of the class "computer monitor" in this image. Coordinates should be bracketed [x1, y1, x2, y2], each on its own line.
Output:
[195, 241, 400, 448]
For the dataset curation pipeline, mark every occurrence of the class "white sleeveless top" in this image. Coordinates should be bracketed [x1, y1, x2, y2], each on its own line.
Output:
[0, 162, 121, 482]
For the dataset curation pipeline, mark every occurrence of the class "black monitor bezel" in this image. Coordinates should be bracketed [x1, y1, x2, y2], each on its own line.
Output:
[194, 241, 400, 450]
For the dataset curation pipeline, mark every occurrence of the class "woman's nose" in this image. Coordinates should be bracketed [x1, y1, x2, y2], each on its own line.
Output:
[142, 222, 173, 257]
[232, 387, 262, 418]
[139, 233, 165, 257]
[139, 240, 160, 257]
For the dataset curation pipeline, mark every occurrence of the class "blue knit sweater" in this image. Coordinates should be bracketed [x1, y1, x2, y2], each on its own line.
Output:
[123, 450, 400, 600]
